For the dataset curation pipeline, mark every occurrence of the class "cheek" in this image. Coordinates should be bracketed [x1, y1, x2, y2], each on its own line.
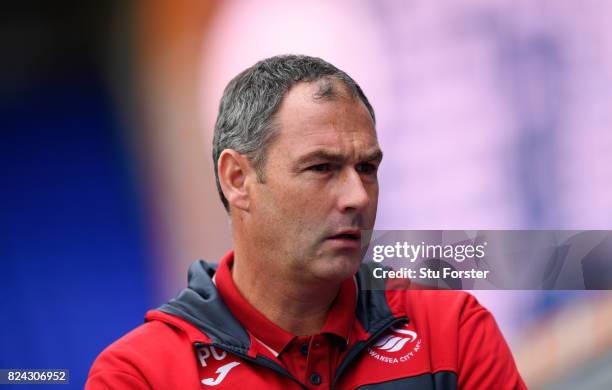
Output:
[279, 190, 324, 227]
[272, 189, 328, 239]
[369, 185, 379, 207]
[364, 184, 379, 218]
[253, 181, 307, 225]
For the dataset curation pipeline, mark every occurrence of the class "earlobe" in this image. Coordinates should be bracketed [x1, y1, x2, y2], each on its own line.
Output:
[217, 150, 252, 212]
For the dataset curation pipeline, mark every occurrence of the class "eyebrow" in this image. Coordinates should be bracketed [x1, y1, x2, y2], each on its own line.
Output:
[296, 148, 384, 166]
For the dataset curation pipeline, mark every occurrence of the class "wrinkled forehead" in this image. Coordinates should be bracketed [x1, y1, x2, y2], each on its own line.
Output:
[270, 81, 379, 158]
[279, 80, 371, 120]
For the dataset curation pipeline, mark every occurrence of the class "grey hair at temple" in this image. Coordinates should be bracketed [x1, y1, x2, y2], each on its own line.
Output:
[212, 54, 376, 212]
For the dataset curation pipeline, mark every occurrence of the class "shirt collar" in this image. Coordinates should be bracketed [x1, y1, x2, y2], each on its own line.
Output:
[214, 250, 357, 355]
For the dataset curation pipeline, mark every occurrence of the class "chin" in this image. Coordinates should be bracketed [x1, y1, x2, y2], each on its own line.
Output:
[312, 254, 362, 282]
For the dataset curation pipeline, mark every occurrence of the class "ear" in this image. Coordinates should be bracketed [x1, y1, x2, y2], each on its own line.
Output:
[217, 149, 254, 212]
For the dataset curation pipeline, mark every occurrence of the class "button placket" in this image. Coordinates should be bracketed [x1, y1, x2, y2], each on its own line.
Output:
[305, 335, 328, 388]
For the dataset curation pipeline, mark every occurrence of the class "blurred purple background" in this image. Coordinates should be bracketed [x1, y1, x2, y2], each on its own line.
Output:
[2, 1, 612, 388]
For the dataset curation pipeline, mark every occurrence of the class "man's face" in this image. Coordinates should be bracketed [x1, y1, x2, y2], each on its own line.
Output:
[247, 81, 381, 283]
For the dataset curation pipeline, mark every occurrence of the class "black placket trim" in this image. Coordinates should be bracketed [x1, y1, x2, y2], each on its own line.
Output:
[331, 316, 409, 389]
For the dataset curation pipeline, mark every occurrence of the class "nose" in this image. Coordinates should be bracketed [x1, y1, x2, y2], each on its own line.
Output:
[337, 169, 370, 213]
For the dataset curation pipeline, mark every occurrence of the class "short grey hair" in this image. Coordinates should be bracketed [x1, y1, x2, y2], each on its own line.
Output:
[212, 54, 376, 212]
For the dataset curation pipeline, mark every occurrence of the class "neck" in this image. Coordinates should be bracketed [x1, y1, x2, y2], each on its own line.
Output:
[231, 247, 341, 336]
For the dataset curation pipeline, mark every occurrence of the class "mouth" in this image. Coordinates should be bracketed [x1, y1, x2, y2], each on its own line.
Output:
[327, 230, 362, 242]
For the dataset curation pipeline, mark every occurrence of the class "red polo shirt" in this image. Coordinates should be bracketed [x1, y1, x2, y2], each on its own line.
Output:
[214, 252, 359, 388]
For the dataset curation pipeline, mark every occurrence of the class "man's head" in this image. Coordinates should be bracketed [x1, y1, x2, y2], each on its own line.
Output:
[213, 55, 376, 211]
[213, 55, 381, 282]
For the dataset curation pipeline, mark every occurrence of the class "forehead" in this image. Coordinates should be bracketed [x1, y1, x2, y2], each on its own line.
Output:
[273, 81, 378, 153]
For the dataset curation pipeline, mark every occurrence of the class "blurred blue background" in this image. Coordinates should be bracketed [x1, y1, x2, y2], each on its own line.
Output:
[1, 2, 152, 387]
[1, 1, 611, 388]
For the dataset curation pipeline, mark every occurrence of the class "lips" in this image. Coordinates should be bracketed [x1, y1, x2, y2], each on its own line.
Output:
[326, 229, 362, 251]
[327, 230, 362, 241]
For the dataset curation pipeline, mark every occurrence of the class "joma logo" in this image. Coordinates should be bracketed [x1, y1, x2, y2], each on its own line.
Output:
[198, 346, 241, 386]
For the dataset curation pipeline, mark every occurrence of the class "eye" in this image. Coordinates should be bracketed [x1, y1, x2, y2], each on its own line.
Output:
[356, 162, 377, 174]
[307, 163, 332, 172]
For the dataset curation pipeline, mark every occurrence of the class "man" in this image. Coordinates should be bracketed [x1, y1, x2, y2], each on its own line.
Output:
[87, 55, 526, 389]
